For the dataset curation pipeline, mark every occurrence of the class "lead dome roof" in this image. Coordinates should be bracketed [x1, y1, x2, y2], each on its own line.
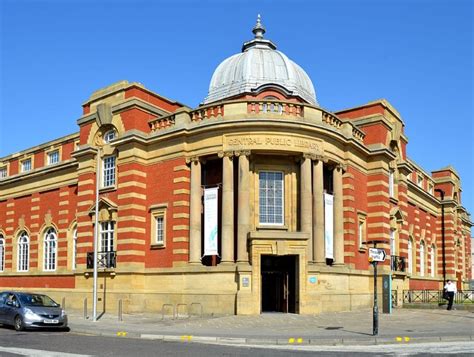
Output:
[203, 16, 318, 106]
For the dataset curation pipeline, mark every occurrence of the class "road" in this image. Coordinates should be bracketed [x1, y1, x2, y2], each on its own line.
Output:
[0, 327, 473, 356]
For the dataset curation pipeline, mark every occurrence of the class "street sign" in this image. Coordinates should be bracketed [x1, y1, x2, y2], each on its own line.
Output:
[369, 248, 386, 262]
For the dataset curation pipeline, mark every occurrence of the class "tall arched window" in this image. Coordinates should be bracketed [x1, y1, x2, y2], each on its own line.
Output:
[407, 239, 413, 274]
[72, 227, 77, 270]
[430, 244, 436, 277]
[44, 228, 57, 271]
[17, 232, 29, 272]
[0, 235, 5, 272]
[419, 241, 425, 276]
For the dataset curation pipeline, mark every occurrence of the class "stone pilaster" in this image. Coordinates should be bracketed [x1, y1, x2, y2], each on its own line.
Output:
[313, 159, 325, 264]
[236, 151, 250, 264]
[219, 151, 234, 264]
[300, 154, 313, 261]
[188, 157, 202, 264]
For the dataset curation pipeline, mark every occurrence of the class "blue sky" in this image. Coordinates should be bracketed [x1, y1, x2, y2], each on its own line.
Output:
[1, 0, 473, 215]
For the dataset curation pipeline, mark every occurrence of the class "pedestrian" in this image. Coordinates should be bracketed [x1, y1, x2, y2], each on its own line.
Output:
[444, 280, 457, 310]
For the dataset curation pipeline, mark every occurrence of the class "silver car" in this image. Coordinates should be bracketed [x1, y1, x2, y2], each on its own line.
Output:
[0, 292, 68, 331]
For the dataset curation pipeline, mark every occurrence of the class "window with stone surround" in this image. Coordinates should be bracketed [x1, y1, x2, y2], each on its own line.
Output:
[17, 231, 29, 272]
[103, 129, 117, 144]
[357, 212, 367, 250]
[417, 174, 423, 188]
[102, 156, 116, 188]
[0, 235, 4, 272]
[47, 149, 60, 165]
[43, 227, 57, 271]
[389, 170, 395, 197]
[259, 171, 284, 225]
[0, 166, 7, 179]
[72, 227, 77, 270]
[99, 221, 115, 252]
[20, 158, 32, 173]
[150, 204, 167, 248]
[430, 244, 436, 277]
[407, 238, 413, 274]
[419, 240, 425, 276]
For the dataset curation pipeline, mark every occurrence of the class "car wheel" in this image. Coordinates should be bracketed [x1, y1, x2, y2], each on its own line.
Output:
[14, 315, 24, 331]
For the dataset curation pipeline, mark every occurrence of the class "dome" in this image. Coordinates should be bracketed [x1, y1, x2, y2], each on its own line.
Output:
[203, 16, 318, 106]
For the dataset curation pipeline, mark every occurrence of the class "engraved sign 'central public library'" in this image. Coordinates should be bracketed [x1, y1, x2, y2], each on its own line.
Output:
[225, 134, 323, 155]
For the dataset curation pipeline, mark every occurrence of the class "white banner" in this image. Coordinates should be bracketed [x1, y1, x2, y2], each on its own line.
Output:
[324, 193, 334, 260]
[204, 187, 219, 256]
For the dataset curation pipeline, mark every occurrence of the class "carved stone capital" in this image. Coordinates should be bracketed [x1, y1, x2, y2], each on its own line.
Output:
[234, 150, 251, 157]
[218, 151, 234, 159]
[185, 156, 201, 165]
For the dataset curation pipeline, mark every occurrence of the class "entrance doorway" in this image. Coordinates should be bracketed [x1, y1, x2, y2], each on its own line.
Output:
[261, 255, 298, 313]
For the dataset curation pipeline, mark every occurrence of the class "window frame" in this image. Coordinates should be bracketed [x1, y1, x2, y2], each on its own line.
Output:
[0, 166, 7, 179]
[43, 227, 57, 272]
[72, 227, 77, 270]
[258, 170, 285, 226]
[388, 170, 395, 197]
[99, 221, 115, 253]
[419, 241, 425, 276]
[103, 129, 117, 144]
[150, 204, 167, 248]
[102, 155, 116, 188]
[46, 149, 60, 165]
[430, 244, 436, 277]
[17, 232, 29, 272]
[357, 211, 367, 250]
[0, 235, 4, 272]
[20, 157, 32, 173]
[407, 238, 413, 275]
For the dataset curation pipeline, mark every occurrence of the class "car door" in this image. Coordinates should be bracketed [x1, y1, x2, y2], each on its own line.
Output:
[3, 294, 19, 325]
[0, 292, 10, 323]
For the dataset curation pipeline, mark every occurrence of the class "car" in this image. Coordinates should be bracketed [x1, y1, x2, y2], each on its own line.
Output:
[0, 291, 68, 331]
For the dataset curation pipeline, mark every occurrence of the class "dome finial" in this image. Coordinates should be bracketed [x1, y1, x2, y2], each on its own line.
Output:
[252, 14, 265, 39]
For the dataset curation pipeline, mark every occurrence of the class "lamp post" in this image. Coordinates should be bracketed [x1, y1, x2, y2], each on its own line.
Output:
[435, 189, 446, 285]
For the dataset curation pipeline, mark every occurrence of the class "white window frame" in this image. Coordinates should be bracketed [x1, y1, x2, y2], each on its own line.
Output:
[155, 215, 165, 245]
[419, 241, 425, 276]
[102, 156, 116, 188]
[100, 221, 115, 252]
[390, 229, 396, 256]
[0, 236, 4, 272]
[17, 232, 29, 272]
[47, 150, 60, 165]
[72, 227, 77, 270]
[407, 239, 413, 274]
[103, 129, 117, 144]
[21, 158, 32, 172]
[430, 245, 436, 277]
[389, 170, 394, 197]
[258, 171, 284, 226]
[428, 184, 433, 195]
[417, 174, 423, 188]
[44, 228, 57, 271]
[0, 167, 7, 179]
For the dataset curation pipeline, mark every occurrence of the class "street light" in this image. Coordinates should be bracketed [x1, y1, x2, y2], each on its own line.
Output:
[93, 147, 101, 322]
[434, 189, 446, 285]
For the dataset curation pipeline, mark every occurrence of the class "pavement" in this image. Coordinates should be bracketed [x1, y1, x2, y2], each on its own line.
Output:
[66, 307, 474, 346]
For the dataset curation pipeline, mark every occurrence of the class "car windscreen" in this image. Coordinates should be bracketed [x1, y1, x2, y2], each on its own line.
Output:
[18, 294, 59, 307]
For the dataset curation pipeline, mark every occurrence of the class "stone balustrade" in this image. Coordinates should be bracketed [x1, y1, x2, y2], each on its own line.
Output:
[190, 105, 224, 121]
[247, 100, 304, 117]
[149, 115, 175, 132]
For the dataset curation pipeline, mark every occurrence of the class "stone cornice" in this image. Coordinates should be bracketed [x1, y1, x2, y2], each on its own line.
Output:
[0, 132, 79, 162]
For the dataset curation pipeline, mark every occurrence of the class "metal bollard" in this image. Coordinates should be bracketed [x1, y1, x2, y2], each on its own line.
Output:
[118, 299, 123, 321]
[62, 297, 66, 310]
[83, 298, 88, 320]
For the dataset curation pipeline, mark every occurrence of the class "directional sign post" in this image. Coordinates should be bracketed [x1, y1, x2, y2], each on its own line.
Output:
[369, 248, 386, 262]
[364, 240, 386, 336]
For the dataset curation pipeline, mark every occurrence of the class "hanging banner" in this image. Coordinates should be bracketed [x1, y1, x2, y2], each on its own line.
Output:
[204, 187, 219, 256]
[324, 193, 334, 259]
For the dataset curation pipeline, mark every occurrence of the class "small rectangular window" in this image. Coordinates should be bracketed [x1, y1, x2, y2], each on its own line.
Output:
[150, 207, 167, 248]
[102, 156, 116, 188]
[0, 167, 7, 178]
[21, 159, 32, 172]
[417, 174, 423, 188]
[156, 216, 165, 245]
[428, 184, 433, 195]
[47, 150, 60, 165]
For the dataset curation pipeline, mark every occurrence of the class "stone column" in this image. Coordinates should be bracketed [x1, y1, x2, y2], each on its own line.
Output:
[237, 151, 250, 264]
[313, 159, 325, 264]
[333, 165, 344, 265]
[220, 151, 234, 263]
[300, 155, 313, 261]
[189, 158, 202, 264]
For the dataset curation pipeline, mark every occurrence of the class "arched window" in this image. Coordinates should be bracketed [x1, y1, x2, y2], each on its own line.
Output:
[0, 235, 4, 272]
[407, 239, 413, 274]
[72, 227, 77, 270]
[419, 241, 425, 276]
[103, 129, 117, 144]
[430, 244, 436, 277]
[44, 228, 57, 271]
[17, 231, 29, 272]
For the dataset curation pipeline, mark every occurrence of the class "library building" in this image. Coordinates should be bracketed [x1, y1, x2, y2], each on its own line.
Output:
[0, 18, 471, 315]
